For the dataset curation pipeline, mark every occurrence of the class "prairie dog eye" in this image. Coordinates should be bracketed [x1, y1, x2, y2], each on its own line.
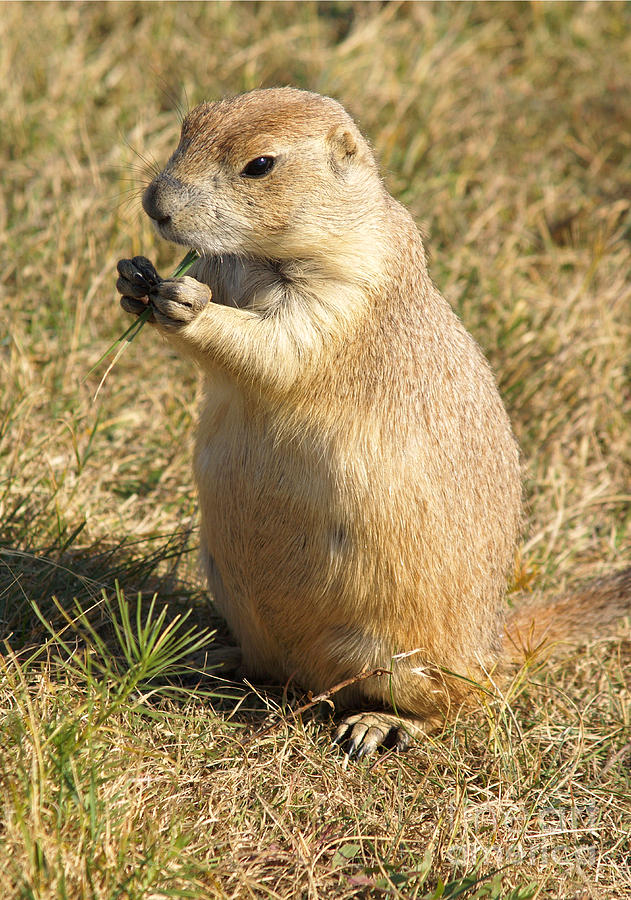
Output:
[241, 156, 276, 178]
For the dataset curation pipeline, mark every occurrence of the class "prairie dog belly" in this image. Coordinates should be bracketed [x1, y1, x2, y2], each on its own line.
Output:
[191, 360, 514, 693]
[193, 373, 359, 681]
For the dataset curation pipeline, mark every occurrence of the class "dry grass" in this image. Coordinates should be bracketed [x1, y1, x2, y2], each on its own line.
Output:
[0, 2, 630, 898]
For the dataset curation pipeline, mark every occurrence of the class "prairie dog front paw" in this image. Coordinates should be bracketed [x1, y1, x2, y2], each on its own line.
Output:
[149, 276, 212, 329]
[116, 257, 211, 329]
[117, 255, 162, 318]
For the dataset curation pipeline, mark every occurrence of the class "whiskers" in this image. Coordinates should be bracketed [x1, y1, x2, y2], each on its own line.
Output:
[103, 170, 147, 220]
[155, 75, 190, 125]
[104, 150, 157, 219]
[122, 139, 162, 180]
[103, 79, 189, 221]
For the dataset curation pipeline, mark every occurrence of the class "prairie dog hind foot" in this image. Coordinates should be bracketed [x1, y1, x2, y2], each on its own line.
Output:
[332, 711, 431, 759]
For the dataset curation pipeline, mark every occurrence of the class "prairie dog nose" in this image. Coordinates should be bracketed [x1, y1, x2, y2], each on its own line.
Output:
[142, 174, 186, 225]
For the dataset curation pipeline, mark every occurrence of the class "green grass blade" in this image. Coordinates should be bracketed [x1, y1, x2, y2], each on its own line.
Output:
[86, 308, 150, 379]
[170, 248, 200, 278]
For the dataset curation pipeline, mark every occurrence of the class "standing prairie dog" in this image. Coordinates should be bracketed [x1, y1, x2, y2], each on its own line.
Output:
[115, 88, 626, 756]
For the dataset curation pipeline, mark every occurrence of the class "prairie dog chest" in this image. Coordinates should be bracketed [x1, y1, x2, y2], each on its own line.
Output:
[192, 373, 340, 543]
[193, 373, 244, 477]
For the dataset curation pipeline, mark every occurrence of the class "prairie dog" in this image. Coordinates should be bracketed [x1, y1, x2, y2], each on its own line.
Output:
[116, 88, 627, 756]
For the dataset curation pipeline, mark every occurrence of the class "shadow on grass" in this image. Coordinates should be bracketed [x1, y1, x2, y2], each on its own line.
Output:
[0, 519, 298, 729]
[0, 523, 207, 642]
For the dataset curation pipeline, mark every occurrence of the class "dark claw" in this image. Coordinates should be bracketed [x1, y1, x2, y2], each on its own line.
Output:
[131, 256, 161, 286]
[120, 295, 152, 318]
[117, 256, 162, 295]
[395, 728, 413, 752]
[331, 722, 350, 746]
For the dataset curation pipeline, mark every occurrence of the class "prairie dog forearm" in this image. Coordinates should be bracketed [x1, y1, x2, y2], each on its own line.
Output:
[164, 299, 306, 393]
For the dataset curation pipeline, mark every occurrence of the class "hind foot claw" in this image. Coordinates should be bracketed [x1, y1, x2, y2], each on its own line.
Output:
[332, 711, 422, 759]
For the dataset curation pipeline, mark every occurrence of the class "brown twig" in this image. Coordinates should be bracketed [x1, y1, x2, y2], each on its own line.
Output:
[290, 667, 391, 718]
[249, 667, 391, 742]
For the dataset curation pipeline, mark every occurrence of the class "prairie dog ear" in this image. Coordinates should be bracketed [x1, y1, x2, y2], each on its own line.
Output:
[327, 125, 359, 172]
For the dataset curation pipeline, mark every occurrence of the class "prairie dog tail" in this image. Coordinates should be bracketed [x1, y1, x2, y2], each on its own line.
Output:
[503, 566, 631, 664]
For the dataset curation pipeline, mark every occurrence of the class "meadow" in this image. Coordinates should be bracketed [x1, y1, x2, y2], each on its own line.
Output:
[0, 2, 630, 897]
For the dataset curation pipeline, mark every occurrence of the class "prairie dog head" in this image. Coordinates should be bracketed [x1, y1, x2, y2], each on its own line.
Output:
[142, 88, 385, 264]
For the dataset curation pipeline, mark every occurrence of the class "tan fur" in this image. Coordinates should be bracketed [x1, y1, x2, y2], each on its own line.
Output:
[504, 567, 631, 663]
[126, 88, 629, 747]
